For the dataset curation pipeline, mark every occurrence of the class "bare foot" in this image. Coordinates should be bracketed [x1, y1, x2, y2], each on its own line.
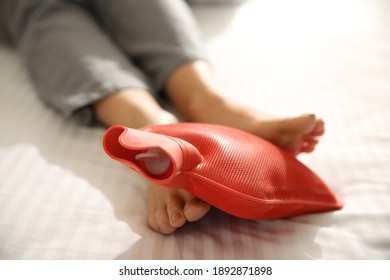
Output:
[147, 184, 211, 234]
[187, 94, 325, 155]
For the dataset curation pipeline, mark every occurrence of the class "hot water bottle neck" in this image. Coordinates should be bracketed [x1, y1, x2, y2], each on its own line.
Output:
[103, 123, 343, 220]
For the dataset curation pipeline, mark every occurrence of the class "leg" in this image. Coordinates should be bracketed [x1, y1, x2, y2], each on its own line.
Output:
[88, 0, 324, 153]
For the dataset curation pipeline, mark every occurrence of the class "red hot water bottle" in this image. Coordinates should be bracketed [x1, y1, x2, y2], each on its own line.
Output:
[103, 123, 343, 219]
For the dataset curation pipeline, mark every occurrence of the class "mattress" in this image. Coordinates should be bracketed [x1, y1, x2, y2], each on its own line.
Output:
[1, 0, 389, 259]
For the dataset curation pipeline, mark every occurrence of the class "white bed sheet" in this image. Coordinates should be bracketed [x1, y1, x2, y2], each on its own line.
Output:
[0, 0, 389, 259]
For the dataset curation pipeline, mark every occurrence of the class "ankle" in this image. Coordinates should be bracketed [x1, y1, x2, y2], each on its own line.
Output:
[93, 88, 178, 128]
[154, 111, 179, 125]
[186, 90, 226, 122]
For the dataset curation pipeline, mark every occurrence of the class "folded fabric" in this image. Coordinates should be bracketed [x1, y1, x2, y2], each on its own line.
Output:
[103, 123, 343, 219]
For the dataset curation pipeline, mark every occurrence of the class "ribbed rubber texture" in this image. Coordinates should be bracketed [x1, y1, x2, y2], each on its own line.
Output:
[140, 123, 343, 219]
[103, 123, 342, 219]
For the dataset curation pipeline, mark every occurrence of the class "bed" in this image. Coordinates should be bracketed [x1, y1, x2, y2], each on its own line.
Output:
[1, 0, 389, 259]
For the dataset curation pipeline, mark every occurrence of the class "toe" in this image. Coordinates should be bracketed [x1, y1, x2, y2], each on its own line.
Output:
[166, 199, 186, 228]
[183, 197, 211, 222]
[147, 210, 163, 234]
[300, 141, 317, 153]
[310, 119, 325, 136]
[154, 207, 176, 234]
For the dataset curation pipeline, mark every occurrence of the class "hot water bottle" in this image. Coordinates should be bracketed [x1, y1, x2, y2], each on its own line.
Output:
[103, 123, 343, 219]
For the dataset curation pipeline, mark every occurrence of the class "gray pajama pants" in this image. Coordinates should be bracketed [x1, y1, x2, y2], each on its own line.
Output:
[0, 0, 206, 125]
